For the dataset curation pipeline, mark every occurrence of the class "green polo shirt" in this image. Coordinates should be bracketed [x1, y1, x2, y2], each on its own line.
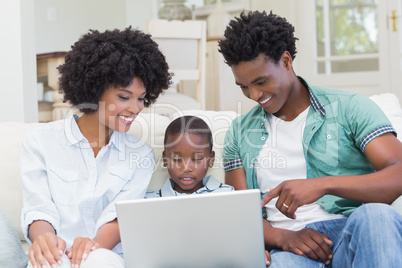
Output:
[223, 77, 396, 217]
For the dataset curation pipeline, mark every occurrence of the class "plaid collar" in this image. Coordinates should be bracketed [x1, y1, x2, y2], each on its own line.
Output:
[298, 76, 326, 117]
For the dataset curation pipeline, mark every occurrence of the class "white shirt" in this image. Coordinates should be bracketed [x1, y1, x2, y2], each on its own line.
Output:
[255, 108, 344, 231]
[20, 115, 154, 254]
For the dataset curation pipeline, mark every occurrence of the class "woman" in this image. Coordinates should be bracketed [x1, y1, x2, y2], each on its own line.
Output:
[21, 27, 171, 268]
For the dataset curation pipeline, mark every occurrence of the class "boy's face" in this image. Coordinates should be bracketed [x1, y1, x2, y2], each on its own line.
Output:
[163, 133, 215, 194]
[231, 52, 294, 119]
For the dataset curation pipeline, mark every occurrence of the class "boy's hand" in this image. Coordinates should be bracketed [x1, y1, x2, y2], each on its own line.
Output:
[66, 237, 100, 267]
[278, 228, 333, 265]
[261, 178, 327, 219]
[28, 232, 65, 268]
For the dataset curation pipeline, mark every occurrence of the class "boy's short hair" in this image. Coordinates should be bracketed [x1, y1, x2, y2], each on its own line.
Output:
[218, 10, 298, 66]
[57, 27, 172, 114]
[164, 116, 213, 152]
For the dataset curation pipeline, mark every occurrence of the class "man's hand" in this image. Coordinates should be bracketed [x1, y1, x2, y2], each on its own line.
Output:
[265, 250, 271, 266]
[278, 228, 333, 265]
[66, 237, 100, 267]
[28, 232, 66, 268]
[262, 178, 328, 219]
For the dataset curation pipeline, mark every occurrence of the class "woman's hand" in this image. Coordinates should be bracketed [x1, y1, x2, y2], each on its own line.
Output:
[28, 232, 65, 268]
[278, 228, 333, 265]
[66, 237, 100, 267]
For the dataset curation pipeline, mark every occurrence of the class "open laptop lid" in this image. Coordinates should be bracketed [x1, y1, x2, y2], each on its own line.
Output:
[116, 189, 266, 268]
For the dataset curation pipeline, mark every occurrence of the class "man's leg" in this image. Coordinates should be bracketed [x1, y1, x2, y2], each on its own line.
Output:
[269, 217, 347, 268]
[331, 203, 402, 268]
[269, 250, 325, 268]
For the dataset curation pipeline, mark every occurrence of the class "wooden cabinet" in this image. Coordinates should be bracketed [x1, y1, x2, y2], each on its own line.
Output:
[36, 52, 69, 122]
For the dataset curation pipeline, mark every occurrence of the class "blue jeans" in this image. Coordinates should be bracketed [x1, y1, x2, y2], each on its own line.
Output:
[269, 203, 402, 268]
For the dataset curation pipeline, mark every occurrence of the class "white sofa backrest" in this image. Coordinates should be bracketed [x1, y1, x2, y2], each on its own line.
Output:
[0, 122, 41, 241]
[2, 93, 402, 244]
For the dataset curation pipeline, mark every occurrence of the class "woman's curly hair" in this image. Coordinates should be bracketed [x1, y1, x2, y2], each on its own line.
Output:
[58, 27, 172, 113]
[218, 10, 298, 66]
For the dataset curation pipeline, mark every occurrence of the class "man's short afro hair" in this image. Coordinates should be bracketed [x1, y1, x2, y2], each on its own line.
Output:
[218, 10, 298, 66]
[58, 27, 172, 114]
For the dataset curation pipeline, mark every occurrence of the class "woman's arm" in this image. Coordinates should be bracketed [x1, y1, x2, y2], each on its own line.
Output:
[67, 219, 120, 267]
[93, 219, 120, 249]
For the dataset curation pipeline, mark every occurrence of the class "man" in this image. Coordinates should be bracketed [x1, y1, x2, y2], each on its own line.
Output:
[219, 10, 402, 267]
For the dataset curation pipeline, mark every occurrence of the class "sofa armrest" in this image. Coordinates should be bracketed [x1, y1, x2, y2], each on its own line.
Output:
[391, 195, 402, 215]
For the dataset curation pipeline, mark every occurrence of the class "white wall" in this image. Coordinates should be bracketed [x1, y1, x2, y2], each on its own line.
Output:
[0, 0, 38, 123]
[126, 0, 158, 31]
[0, 0, 293, 123]
[251, 0, 294, 19]
[35, 0, 127, 54]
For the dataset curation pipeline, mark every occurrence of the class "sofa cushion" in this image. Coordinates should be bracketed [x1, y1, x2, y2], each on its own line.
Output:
[127, 113, 171, 190]
[369, 93, 402, 142]
[0, 122, 41, 241]
[0, 210, 28, 266]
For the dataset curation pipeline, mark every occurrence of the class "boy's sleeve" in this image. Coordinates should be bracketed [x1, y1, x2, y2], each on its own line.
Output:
[144, 190, 161, 199]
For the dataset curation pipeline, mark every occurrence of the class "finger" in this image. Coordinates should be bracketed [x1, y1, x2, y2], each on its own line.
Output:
[261, 187, 280, 207]
[276, 196, 290, 216]
[71, 239, 84, 267]
[265, 250, 271, 266]
[310, 233, 333, 264]
[28, 247, 40, 268]
[91, 242, 100, 251]
[37, 238, 59, 268]
[285, 202, 297, 220]
[292, 247, 307, 258]
[299, 238, 331, 264]
[297, 242, 320, 262]
[82, 240, 95, 260]
[46, 236, 63, 266]
[65, 248, 72, 259]
[32, 242, 53, 268]
[56, 238, 66, 266]
[323, 236, 333, 246]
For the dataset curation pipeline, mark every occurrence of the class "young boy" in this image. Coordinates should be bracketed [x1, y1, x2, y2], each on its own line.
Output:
[146, 115, 234, 197]
[145, 115, 271, 265]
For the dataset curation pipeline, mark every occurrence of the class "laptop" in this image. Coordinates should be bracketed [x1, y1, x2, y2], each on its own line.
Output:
[116, 189, 266, 268]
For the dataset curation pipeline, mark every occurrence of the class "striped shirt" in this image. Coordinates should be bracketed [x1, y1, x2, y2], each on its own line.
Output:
[145, 175, 234, 198]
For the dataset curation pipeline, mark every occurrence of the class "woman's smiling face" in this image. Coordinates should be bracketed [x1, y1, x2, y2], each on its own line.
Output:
[95, 76, 146, 133]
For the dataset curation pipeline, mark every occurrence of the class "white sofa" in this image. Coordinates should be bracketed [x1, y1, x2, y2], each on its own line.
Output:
[1, 95, 402, 251]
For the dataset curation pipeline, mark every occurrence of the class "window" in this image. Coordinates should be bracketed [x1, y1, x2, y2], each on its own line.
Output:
[315, 0, 379, 74]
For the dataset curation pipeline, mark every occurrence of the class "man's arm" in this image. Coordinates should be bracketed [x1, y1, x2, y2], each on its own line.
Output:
[262, 133, 402, 219]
